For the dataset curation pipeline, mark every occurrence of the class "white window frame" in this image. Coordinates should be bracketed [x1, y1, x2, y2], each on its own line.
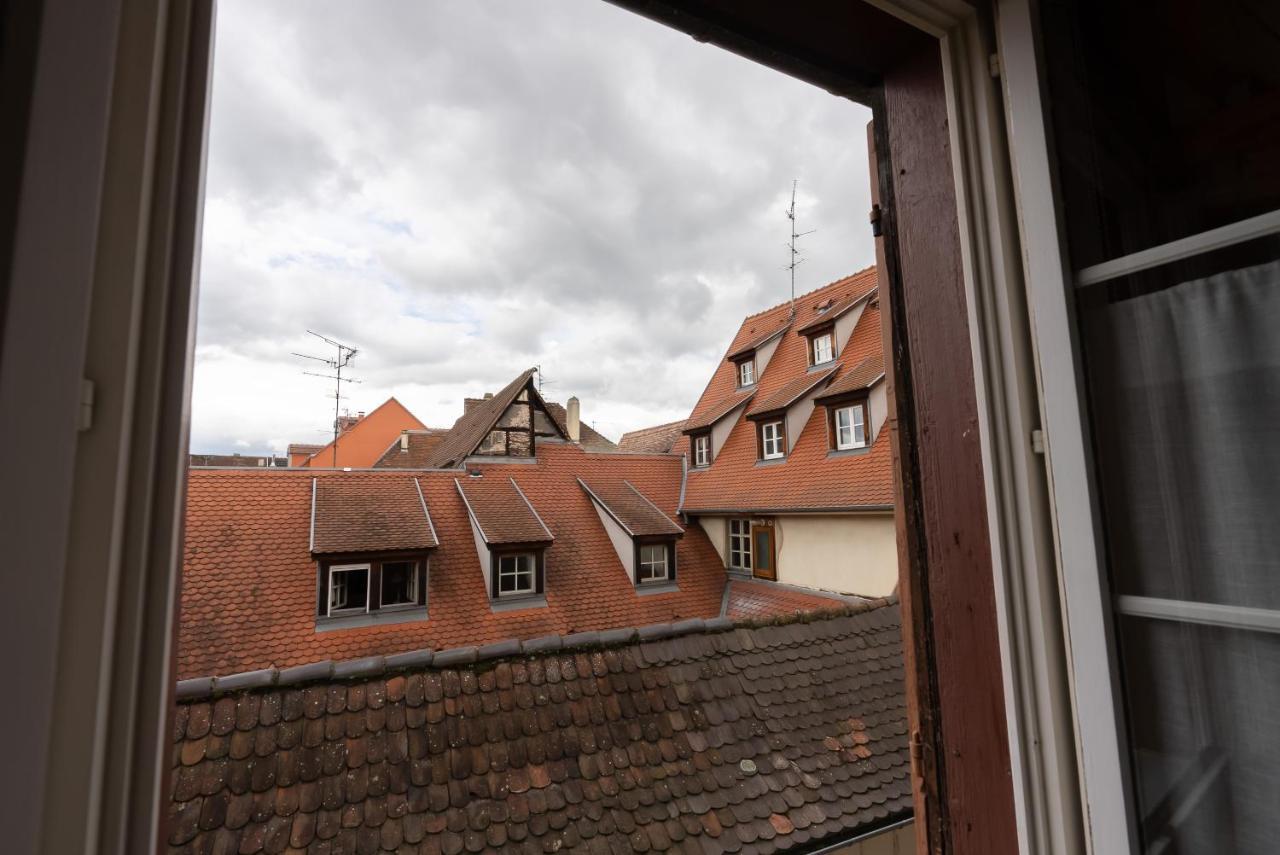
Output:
[728, 518, 752, 571]
[496, 552, 536, 597]
[693, 434, 710, 467]
[834, 403, 867, 450]
[379, 559, 419, 609]
[812, 332, 834, 364]
[328, 563, 371, 616]
[637, 543, 669, 583]
[738, 359, 755, 387]
[760, 420, 785, 459]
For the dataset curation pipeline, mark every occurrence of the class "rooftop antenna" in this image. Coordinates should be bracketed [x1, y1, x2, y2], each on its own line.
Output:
[785, 179, 815, 318]
[292, 330, 360, 467]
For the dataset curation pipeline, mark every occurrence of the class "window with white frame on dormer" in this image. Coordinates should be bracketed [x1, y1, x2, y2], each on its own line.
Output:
[834, 402, 868, 450]
[738, 359, 755, 387]
[811, 331, 834, 365]
[496, 552, 537, 596]
[693, 433, 710, 467]
[760, 420, 785, 459]
[637, 542, 671, 583]
[728, 519, 752, 571]
[319, 558, 427, 619]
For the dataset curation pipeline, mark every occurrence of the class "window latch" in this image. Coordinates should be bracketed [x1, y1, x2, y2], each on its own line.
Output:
[78, 378, 95, 432]
[1031, 428, 1046, 454]
[869, 204, 883, 237]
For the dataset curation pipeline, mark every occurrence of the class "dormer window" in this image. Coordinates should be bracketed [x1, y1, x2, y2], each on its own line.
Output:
[319, 558, 427, 620]
[692, 432, 711, 467]
[738, 359, 756, 387]
[760, 420, 786, 459]
[812, 331, 834, 364]
[637, 542, 672, 583]
[834, 402, 868, 450]
[496, 551, 539, 597]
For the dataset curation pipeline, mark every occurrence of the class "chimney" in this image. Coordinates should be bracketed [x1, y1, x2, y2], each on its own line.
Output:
[566, 396, 581, 443]
[399, 430, 409, 452]
[463, 392, 495, 415]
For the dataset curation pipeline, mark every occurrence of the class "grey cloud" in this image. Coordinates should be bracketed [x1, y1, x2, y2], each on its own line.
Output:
[191, 0, 872, 455]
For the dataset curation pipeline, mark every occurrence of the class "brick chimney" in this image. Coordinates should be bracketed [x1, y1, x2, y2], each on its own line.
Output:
[566, 396, 581, 443]
[463, 392, 494, 415]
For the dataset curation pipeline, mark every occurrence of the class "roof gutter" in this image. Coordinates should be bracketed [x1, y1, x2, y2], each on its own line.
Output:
[682, 504, 895, 516]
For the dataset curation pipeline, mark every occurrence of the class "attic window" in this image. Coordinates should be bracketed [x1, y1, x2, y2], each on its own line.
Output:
[637, 542, 671, 583]
[738, 359, 755, 387]
[834, 402, 868, 450]
[692, 432, 710, 467]
[320, 558, 427, 620]
[760, 420, 786, 460]
[490, 548, 546, 600]
[811, 330, 834, 365]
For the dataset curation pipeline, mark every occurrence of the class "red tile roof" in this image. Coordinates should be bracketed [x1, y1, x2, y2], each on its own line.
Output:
[682, 268, 895, 513]
[617, 419, 687, 453]
[456, 474, 554, 545]
[725, 579, 849, 621]
[294, 397, 428, 469]
[579, 478, 684, 537]
[178, 444, 728, 679]
[724, 319, 790, 361]
[168, 605, 911, 855]
[311, 475, 439, 554]
[372, 428, 450, 468]
[545, 401, 619, 453]
[793, 289, 870, 335]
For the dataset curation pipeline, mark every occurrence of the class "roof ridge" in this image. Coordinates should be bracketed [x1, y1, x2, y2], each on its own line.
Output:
[738, 265, 877, 323]
[172, 599, 896, 700]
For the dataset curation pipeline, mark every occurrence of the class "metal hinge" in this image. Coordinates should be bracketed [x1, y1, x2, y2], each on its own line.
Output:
[1031, 428, 1045, 454]
[989, 53, 1001, 78]
[78, 378, 95, 432]
[869, 204, 883, 237]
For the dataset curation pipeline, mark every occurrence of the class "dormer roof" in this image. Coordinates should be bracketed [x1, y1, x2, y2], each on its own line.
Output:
[815, 354, 886, 402]
[310, 475, 438, 555]
[682, 387, 755, 433]
[455, 475, 553, 545]
[724, 321, 790, 362]
[793, 287, 874, 336]
[744, 364, 838, 419]
[578, 478, 684, 537]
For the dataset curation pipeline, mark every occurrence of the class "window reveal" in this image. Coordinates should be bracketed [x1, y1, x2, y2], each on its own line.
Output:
[728, 518, 752, 570]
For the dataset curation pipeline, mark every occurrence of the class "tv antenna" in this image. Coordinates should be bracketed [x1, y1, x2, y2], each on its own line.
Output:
[785, 179, 815, 318]
[293, 330, 360, 467]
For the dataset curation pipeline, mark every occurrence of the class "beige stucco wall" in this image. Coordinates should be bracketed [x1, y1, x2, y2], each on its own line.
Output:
[828, 822, 914, 854]
[776, 513, 897, 596]
[694, 513, 897, 597]
[699, 515, 729, 565]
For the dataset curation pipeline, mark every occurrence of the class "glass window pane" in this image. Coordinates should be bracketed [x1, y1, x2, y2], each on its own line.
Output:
[380, 561, 416, 606]
[330, 568, 368, 613]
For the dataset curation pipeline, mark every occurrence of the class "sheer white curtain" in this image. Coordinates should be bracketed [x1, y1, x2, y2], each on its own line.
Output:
[1090, 259, 1280, 853]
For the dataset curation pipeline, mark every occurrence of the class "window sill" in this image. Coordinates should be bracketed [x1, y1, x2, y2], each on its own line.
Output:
[727, 569, 753, 580]
[808, 361, 835, 372]
[754, 457, 787, 467]
[490, 593, 548, 613]
[636, 581, 678, 596]
[315, 608, 428, 632]
[827, 446, 871, 459]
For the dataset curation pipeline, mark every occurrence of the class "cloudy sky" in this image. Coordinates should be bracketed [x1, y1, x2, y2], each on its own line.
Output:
[192, 0, 874, 455]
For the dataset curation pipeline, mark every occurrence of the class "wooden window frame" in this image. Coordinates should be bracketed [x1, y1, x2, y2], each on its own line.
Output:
[733, 354, 756, 387]
[690, 430, 711, 467]
[489, 547, 546, 600]
[633, 536, 677, 585]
